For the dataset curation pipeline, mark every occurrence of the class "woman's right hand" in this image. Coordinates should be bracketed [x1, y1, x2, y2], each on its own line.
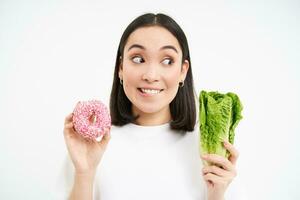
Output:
[63, 113, 111, 176]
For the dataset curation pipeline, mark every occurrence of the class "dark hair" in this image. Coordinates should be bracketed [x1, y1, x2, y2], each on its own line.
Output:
[109, 13, 196, 132]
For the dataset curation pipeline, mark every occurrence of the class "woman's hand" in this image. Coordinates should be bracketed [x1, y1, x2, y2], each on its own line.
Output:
[201, 141, 239, 200]
[63, 113, 111, 176]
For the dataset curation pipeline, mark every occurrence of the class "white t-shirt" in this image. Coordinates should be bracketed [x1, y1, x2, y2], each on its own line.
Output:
[56, 122, 246, 200]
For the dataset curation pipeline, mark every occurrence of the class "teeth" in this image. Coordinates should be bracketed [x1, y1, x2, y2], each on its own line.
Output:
[140, 88, 161, 94]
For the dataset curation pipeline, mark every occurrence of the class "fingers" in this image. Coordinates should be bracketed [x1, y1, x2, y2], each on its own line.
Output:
[203, 172, 227, 186]
[64, 113, 73, 125]
[97, 127, 111, 148]
[63, 122, 77, 140]
[201, 154, 234, 171]
[202, 165, 230, 178]
[63, 113, 75, 138]
[201, 142, 239, 168]
[223, 141, 239, 165]
[64, 114, 74, 134]
[65, 122, 74, 129]
[201, 142, 239, 189]
[202, 163, 237, 188]
[63, 112, 111, 149]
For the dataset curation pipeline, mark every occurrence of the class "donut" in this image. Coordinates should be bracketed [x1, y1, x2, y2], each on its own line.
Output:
[72, 100, 111, 141]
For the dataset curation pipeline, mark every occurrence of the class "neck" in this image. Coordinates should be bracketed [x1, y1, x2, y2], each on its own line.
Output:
[132, 106, 171, 126]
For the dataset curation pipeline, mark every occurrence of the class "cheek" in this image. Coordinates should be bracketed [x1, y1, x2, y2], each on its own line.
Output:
[123, 67, 139, 84]
[164, 68, 181, 89]
[160, 69, 181, 103]
[122, 67, 139, 98]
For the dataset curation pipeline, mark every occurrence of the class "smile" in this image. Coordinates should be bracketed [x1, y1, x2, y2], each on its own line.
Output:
[138, 88, 164, 95]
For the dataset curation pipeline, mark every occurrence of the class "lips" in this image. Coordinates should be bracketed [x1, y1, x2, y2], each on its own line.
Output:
[137, 87, 164, 95]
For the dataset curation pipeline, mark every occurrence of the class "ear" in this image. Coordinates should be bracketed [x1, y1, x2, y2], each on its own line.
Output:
[180, 60, 189, 82]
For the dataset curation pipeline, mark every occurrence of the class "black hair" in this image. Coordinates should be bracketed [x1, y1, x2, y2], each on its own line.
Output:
[109, 12, 196, 132]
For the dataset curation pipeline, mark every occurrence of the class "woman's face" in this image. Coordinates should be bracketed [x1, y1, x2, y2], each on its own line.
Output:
[119, 26, 189, 120]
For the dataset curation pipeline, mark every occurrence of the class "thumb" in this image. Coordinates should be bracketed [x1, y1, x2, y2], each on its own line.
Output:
[98, 128, 111, 148]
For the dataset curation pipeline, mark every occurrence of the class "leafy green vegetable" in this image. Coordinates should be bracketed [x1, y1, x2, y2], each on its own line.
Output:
[199, 90, 243, 163]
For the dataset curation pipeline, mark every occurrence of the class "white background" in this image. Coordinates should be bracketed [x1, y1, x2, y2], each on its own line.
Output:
[1, 0, 299, 199]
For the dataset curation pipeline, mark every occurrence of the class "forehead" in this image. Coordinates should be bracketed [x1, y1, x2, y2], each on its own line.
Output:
[124, 26, 181, 54]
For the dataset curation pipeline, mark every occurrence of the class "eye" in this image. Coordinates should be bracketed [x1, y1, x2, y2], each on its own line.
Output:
[162, 57, 174, 65]
[131, 56, 144, 64]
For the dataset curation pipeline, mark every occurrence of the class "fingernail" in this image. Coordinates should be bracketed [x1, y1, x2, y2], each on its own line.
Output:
[106, 130, 111, 137]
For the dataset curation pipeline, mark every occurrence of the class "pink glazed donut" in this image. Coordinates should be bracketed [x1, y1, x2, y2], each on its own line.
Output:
[72, 100, 111, 140]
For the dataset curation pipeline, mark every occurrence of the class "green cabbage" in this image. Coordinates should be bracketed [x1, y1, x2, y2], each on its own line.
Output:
[199, 90, 243, 162]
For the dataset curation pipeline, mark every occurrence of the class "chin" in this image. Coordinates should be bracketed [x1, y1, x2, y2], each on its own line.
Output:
[134, 103, 166, 114]
[137, 106, 161, 114]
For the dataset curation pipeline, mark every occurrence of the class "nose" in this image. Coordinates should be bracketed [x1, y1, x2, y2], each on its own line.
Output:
[142, 65, 159, 83]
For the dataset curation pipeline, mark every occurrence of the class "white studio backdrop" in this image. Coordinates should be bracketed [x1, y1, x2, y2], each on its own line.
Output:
[0, 1, 299, 199]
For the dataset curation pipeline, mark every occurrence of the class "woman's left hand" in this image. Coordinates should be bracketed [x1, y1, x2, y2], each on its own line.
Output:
[201, 141, 239, 200]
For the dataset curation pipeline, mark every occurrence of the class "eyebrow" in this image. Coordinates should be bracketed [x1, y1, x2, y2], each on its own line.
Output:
[127, 44, 178, 54]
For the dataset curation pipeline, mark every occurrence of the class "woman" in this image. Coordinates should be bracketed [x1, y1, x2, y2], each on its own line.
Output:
[62, 13, 240, 200]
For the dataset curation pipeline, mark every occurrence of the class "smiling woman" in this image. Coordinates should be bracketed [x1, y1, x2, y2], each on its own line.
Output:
[61, 12, 245, 200]
[117, 26, 190, 126]
[110, 14, 196, 131]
